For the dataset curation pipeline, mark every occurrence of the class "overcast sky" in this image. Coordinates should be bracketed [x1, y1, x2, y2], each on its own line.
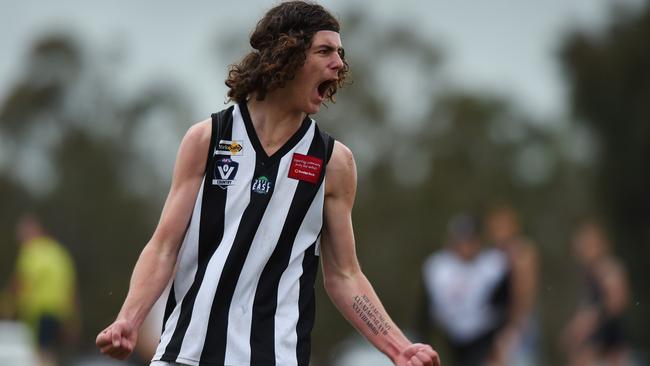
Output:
[1, 0, 645, 122]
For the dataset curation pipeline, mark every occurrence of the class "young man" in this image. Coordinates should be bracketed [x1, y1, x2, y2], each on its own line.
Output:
[416, 214, 508, 366]
[561, 220, 629, 366]
[485, 205, 539, 366]
[95, 2, 439, 366]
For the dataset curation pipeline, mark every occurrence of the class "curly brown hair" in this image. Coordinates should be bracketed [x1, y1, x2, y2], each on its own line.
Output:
[225, 1, 349, 104]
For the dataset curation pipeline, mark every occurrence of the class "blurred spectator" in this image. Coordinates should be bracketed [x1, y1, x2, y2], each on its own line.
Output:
[561, 219, 630, 366]
[416, 214, 510, 366]
[485, 204, 539, 366]
[0, 321, 38, 366]
[3, 214, 80, 366]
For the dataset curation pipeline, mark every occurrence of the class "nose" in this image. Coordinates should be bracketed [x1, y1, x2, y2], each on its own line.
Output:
[330, 52, 344, 71]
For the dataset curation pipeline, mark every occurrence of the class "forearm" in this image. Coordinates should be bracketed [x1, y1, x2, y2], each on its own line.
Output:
[117, 242, 177, 330]
[325, 271, 411, 363]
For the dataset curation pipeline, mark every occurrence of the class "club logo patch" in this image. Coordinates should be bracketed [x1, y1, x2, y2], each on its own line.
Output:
[251, 176, 273, 194]
[212, 157, 239, 189]
[214, 140, 244, 156]
[288, 153, 323, 184]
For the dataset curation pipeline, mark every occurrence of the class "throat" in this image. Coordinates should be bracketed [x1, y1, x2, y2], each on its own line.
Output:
[246, 99, 307, 157]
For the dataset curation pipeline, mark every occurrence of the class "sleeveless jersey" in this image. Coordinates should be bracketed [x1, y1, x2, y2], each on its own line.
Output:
[421, 248, 509, 344]
[153, 103, 335, 366]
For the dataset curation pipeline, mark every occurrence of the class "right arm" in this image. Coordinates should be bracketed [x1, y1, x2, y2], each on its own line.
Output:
[96, 119, 211, 360]
[493, 241, 539, 362]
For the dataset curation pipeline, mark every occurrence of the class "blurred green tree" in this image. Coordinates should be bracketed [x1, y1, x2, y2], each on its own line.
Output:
[0, 34, 192, 353]
[560, 2, 650, 353]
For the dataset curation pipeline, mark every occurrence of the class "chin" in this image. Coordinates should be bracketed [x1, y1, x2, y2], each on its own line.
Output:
[304, 103, 321, 115]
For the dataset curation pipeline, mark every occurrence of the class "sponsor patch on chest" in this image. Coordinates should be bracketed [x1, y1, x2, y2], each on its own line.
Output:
[214, 140, 244, 156]
[288, 153, 323, 184]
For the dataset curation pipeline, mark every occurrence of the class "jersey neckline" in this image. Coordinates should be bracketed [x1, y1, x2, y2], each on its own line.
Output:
[239, 102, 312, 165]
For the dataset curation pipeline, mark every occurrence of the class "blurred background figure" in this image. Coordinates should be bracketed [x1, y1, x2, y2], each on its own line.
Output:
[2, 214, 80, 366]
[485, 204, 539, 366]
[416, 213, 510, 366]
[561, 219, 630, 366]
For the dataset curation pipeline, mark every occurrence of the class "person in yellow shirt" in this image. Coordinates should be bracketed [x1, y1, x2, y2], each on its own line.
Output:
[7, 214, 79, 366]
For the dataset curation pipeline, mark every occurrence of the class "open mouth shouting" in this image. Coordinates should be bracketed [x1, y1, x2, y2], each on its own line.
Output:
[316, 79, 336, 100]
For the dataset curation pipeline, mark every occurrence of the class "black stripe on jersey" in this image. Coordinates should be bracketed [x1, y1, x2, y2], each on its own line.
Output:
[296, 241, 319, 366]
[250, 128, 329, 365]
[162, 284, 176, 333]
[200, 159, 281, 365]
[161, 107, 234, 361]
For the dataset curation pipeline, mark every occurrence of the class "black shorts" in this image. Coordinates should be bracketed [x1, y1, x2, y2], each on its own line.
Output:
[591, 316, 626, 352]
[38, 314, 63, 349]
[449, 329, 497, 366]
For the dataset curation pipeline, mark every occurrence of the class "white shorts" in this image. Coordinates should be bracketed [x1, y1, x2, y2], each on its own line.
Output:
[150, 362, 189, 366]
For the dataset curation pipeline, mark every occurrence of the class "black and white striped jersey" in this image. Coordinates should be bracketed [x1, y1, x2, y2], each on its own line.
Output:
[153, 103, 334, 366]
[421, 248, 510, 345]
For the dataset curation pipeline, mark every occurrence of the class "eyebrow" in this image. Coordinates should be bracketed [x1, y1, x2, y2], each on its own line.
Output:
[315, 44, 345, 55]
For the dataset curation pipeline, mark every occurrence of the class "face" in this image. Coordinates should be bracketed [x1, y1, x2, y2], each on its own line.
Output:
[454, 237, 481, 261]
[573, 224, 607, 265]
[284, 30, 345, 114]
[487, 209, 518, 245]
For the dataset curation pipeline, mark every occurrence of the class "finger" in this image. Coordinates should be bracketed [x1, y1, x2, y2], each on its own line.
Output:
[417, 349, 434, 363]
[111, 325, 122, 348]
[421, 346, 437, 359]
[103, 344, 129, 360]
[413, 344, 438, 362]
[403, 345, 420, 359]
[100, 344, 113, 354]
[117, 346, 134, 360]
[409, 356, 424, 366]
[96, 332, 108, 347]
[96, 329, 112, 347]
[433, 354, 441, 366]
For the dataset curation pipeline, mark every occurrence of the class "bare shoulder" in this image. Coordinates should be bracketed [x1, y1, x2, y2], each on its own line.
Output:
[328, 140, 355, 171]
[518, 238, 539, 260]
[175, 118, 212, 176]
[183, 118, 212, 148]
[325, 141, 356, 198]
[508, 238, 538, 269]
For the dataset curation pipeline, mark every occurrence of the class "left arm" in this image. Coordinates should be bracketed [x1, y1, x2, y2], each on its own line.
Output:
[320, 141, 439, 366]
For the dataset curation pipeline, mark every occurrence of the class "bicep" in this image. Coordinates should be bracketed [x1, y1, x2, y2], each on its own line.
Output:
[150, 121, 210, 255]
[321, 142, 360, 280]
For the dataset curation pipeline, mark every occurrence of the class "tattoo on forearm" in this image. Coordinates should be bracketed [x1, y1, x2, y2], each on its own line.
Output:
[352, 295, 393, 336]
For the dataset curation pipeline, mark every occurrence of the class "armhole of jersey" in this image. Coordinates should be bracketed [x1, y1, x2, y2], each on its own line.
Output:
[324, 133, 335, 165]
[207, 106, 235, 172]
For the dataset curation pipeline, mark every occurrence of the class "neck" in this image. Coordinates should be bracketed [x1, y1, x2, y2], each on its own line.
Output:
[248, 92, 305, 132]
[248, 92, 306, 127]
[245, 93, 307, 155]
